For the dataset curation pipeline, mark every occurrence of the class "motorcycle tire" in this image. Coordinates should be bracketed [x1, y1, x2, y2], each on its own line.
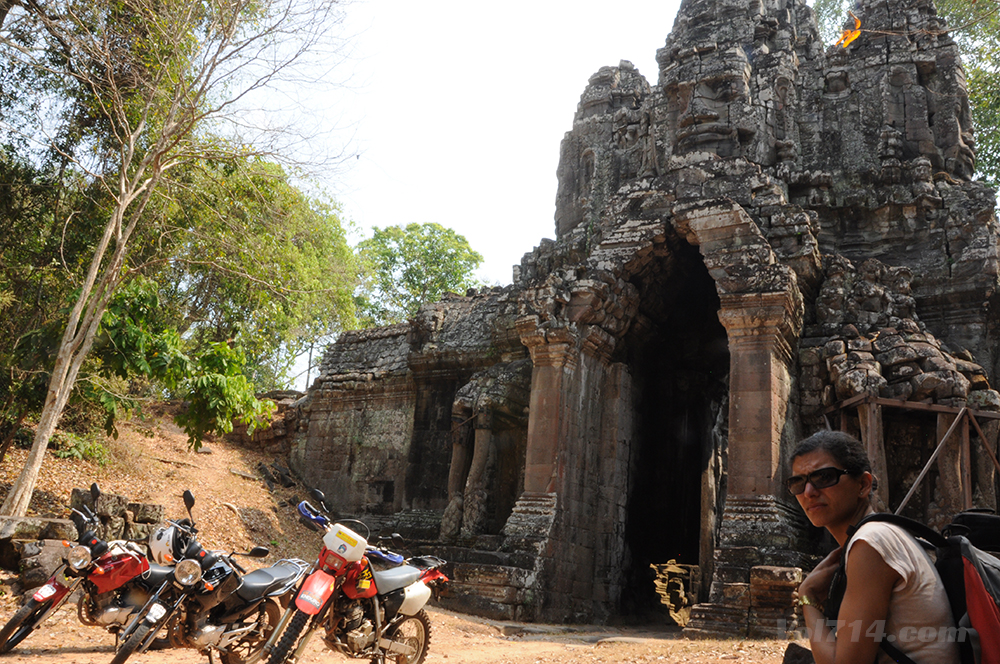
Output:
[382, 609, 431, 664]
[110, 621, 153, 664]
[265, 608, 309, 664]
[0, 596, 59, 653]
[220, 598, 282, 664]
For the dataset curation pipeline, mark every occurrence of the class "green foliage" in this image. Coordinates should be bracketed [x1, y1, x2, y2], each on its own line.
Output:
[91, 284, 275, 448]
[51, 432, 111, 466]
[149, 157, 358, 389]
[173, 343, 276, 449]
[936, 0, 1000, 186]
[355, 223, 484, 326]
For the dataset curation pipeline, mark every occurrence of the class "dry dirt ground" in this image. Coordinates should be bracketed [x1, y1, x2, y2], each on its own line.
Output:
[0, 408, 797, 663]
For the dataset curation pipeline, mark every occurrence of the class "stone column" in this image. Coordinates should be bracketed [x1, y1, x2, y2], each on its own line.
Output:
[717, 291, 798, 498]
[461, 416, 494, 538]
[685, 289, 811, 638]
[517, 324, 579, 494]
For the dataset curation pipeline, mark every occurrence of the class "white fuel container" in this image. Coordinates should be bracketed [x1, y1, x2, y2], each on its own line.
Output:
[323, 523, 368, 564]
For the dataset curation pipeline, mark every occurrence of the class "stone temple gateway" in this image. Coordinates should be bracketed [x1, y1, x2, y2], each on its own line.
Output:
[287, 0, 1000, 634]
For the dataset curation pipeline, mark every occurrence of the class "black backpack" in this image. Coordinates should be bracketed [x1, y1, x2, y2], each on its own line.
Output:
[824, 512, 1000, 664]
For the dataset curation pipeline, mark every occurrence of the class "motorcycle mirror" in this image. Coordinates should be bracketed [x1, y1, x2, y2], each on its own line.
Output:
[309, 488, 326, 504]
[90, 483, 101, 503]
[247, 546, 270, 558]
[182, 489, 195, 517]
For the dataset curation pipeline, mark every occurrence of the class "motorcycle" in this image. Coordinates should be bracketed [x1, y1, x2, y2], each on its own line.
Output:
[265, 492, 449, 664]
[111, 489, 308, 664]
[0, 484, 171, 653]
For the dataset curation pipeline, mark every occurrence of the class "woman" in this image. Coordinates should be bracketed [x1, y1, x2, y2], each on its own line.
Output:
[790, 430, 959, 664]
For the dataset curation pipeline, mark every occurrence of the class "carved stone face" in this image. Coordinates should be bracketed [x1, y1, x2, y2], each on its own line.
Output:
[942, 95, 976, 180]
[663, 48, 752, 158]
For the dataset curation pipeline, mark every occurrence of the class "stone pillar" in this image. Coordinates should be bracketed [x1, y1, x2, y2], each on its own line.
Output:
[685, 289, 810, 638]
[517, 326, 578, 494]
[717, 291, 799, 498]
[461, 417, 494, 538]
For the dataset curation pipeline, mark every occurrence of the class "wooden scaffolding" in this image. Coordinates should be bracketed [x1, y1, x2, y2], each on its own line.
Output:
[823, 394, 1000, 514]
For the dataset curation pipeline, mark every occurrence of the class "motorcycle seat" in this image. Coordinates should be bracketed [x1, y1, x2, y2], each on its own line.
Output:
[235, 563, 302, 601]
[372, 565, 421, 594]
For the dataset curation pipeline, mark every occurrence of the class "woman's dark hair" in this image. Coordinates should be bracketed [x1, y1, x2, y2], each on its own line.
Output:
[790, 430, 872, 478]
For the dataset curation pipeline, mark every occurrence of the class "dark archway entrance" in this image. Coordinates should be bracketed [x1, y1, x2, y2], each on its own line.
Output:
[619, 239, 730, 617]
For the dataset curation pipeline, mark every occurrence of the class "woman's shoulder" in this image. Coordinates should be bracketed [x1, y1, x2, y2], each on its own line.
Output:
[850, 519, 935, 568]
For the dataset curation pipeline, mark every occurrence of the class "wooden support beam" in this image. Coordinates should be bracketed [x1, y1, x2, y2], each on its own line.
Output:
[859, 401, 889, 509]
[896, 407, 967, 514]
[961, 415, 972, 510]
[968, 414, 1000, 476]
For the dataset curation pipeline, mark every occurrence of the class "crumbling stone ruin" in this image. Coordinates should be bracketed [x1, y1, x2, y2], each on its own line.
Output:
[286, 0, 1000, 633]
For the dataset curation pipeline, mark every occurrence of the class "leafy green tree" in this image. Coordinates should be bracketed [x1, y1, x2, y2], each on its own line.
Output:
[90, 280, 275, 448]
[149, 158, 357, 389]
[355, 223, 484, 326]
[0, 0, 344, 516]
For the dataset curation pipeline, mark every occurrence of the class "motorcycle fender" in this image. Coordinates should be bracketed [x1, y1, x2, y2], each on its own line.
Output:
[32, 568, 74, 603]
[295, 570, 337, 615]
[397, 581, 431, 616]
[32, 581, 68, 603]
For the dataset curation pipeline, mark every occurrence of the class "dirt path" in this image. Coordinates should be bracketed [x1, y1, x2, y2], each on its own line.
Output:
[0, 602, 793, 664]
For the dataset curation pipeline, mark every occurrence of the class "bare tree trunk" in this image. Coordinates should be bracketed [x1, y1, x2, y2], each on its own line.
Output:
[0, 179, 151, 516]
[0, 295, 105, 516]
[0, 0, 15, 32]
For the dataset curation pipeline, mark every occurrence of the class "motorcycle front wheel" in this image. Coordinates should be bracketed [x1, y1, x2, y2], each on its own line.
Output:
[265, 608, 309, 664]
[382, 609, 431, 664]
[110, 621, 153, 664]
[220, 598, 282, 664]
[0, 596, 60, 653]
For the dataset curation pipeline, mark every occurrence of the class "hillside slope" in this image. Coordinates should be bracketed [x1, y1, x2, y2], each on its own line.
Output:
[0, 404, 317, 566]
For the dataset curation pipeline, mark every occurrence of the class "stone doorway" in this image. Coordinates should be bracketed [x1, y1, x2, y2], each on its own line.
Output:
[619, 240, 730, 617]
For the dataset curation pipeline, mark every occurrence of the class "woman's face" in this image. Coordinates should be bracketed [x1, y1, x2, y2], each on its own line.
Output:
[790, 448, 869, 530]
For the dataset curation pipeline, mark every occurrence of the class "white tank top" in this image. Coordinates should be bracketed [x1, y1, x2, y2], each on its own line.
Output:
[846, 521, 961, 664]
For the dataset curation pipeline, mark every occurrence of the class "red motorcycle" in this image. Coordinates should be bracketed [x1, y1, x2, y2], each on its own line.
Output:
[265, 492, 448, 664]
[0, 484, 170, 653]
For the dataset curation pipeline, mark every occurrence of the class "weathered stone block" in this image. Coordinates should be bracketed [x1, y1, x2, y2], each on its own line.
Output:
[969, 390, 1000, 411]
[875, 344, 918, 366]
[886, 361, 921, 381]
[127, 502, 164, 524]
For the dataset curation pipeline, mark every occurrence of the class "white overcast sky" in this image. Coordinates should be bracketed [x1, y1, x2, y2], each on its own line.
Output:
[323, 0, 684, 286]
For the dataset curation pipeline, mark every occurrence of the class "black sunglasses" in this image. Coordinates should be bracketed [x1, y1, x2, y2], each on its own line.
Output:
[785, 467, 851, 496]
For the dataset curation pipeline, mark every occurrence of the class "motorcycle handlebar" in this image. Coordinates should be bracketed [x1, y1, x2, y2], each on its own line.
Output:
[227, 555, 246, 574]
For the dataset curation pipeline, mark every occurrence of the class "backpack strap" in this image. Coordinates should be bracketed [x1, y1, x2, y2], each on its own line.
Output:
[857, 513, 948, 549]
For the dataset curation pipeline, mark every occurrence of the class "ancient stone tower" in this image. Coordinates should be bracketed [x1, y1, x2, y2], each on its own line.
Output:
[288, 0, 1000, 632]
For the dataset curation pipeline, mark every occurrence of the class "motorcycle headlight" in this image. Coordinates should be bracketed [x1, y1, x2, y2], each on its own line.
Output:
[174, 559, 203, 586]
[67, 545, 92, 570]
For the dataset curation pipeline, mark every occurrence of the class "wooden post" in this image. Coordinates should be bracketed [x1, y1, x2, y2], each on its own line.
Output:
[858, 400, 889, 509]
[961, 414, 972, 510]
[896, 408, 967, 514]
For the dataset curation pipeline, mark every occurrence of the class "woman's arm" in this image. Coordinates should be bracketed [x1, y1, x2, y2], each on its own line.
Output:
[800, 541, 900, 664]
